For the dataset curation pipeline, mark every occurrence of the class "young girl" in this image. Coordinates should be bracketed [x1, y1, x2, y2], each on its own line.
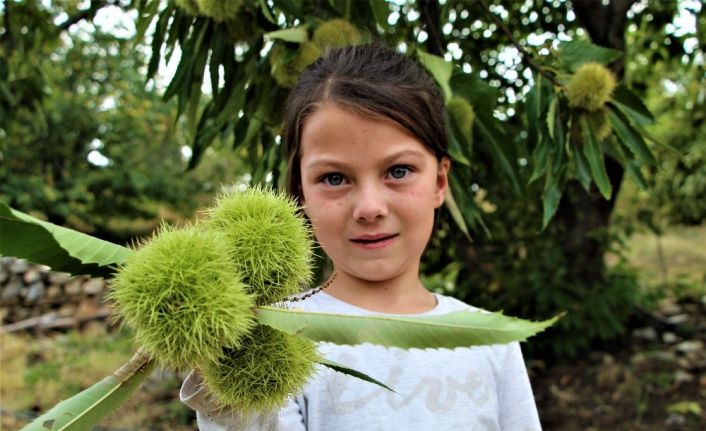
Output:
[181, 44, 542, 431]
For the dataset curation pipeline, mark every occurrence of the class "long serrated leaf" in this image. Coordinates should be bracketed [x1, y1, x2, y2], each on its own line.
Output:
[525, 75, 542, 148]
[20, 351, 155, 431]
[448, 169, 490, 238]
[0, 202, 131, 277]
[541, 177, 561, 229]
[556, 39, 622, 71]
[607, 106, 656, 165]
[625, 160, 649, 190]
[611, 85, 654, 125]
[257, 307, 557, 349]
[317, 358, 396, 393]
[146, 6, 173, 81]
[570, 133, 592, 191]
[444, 187, 471, 241]
[580, 116, 612, 199]
[417, 50, 452, 101]
[475, 114, 522, 194]
[529, 135, 551, 184]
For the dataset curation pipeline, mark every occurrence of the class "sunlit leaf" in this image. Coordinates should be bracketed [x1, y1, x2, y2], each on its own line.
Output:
[20, 351, 155, 431]
[257, 306, 557, 349]
[265, 26, 309, 43]
[417, 49, 452, 101]
[0, 202, 131, 277]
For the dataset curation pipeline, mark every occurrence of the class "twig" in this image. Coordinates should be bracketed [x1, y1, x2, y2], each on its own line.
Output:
[472, 0, 560, 87]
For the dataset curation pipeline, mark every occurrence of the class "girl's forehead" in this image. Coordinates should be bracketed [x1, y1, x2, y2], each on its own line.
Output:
[300, 104, 428, 157]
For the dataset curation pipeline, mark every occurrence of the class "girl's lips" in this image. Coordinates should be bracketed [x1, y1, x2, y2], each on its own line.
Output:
[350, 233, 399, 249]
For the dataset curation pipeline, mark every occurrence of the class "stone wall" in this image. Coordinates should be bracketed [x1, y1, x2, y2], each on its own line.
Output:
[0, 257, 112, 332]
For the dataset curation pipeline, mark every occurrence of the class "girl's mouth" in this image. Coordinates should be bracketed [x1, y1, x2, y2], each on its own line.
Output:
[350, 234, 399, 249]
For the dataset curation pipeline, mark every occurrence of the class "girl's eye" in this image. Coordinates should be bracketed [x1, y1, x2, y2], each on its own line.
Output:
[389, 166, 411, 180]
[322, 173, 345, 186]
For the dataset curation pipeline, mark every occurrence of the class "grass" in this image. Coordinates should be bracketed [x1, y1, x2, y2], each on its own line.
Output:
[0, 326, 195, 430]
[619, 224, 706, 298]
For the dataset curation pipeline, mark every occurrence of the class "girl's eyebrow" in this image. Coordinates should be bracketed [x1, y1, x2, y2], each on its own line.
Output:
[305, 149, 426, 170]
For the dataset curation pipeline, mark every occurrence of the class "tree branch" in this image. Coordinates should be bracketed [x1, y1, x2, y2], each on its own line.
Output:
[418, 0, 444, 56]
[473, 0, 560, 87]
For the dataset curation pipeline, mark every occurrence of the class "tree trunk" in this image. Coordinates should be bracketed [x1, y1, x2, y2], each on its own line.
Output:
[554, 0, 636, 284]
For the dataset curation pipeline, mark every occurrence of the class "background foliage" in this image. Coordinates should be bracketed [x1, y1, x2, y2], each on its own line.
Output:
[1, 0, 704, 357]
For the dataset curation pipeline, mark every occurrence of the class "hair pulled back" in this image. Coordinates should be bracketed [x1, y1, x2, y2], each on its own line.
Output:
[283, 44, 448, 202]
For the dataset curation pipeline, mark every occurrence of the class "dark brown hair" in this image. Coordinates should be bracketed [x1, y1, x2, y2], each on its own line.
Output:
[283, 44, 449, 202]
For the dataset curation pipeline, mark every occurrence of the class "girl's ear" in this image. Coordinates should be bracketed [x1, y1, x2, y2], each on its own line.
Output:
[434, 157, 451, 208]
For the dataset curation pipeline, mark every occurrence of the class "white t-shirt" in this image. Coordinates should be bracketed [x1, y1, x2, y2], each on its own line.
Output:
[180, 291, 542, 431]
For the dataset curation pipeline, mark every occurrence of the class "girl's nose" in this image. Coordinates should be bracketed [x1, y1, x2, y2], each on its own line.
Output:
[352, 183, 388, 222]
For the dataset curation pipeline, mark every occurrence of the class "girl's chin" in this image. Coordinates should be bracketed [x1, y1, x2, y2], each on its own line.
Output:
[341, 266, 405, 283]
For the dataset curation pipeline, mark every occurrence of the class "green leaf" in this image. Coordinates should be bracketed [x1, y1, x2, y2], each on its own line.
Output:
[546, 95, 558, 140]
[258, 0, 277, 24]
[257, 307, 557, 349]
[525, 73, 553, 148]
[265, 26, 309, 43]
[145, 5, 174, 81]
[580, 115, 612, 199]
[448, 168, 490, 238]
[475, 114, 523, 194]
[556, 39, 622, 71]
[541, 178, 562, 230]
[444, 187, 471, 242]
[20, 351, 155, 431]
[570, 132, 592, 191]
[317, 358, 396, 393]
[447, 117, 472, 166]
[0, 202, 131, 277]
[369, 0, 390, 29]
[607, 106, 656, 165]
[450, 70, 499, 110]
[610, 85, 654, 126]
[625, 160, 649, 190]
[529, 135, 551, 184]
[416, 50, 452, 101]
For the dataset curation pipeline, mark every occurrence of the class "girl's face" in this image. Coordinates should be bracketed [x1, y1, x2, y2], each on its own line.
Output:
[299, 103, 449, 284]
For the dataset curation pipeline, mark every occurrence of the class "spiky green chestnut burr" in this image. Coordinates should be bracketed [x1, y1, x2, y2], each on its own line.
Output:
[588, 108, 612, 140]
[565, 62, 617, 112]
[271, 42, 322, 89]
[202, 325, 318, 411]
[312, 19, 362, 50]
[207, 187, 313, 305]
[196, 0, 243, 21]
[109, 225, 256, 369]
[447, 96, 475, 137]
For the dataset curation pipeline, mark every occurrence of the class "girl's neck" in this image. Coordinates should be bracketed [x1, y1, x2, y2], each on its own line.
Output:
[322, 270, 437, 314]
